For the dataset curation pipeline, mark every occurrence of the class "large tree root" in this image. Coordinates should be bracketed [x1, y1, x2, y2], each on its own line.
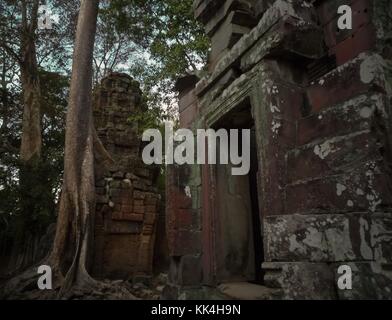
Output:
[0, 263, 137, 300]
[0, 260, 58, 300]
[1, 244, 136, 300]
[62, 279, 138, 300]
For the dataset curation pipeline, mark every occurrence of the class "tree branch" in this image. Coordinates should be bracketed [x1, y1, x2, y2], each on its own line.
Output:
[0, 43, 22, 65]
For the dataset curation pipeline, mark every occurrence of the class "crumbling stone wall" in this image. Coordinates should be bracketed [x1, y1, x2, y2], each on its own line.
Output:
[166, 0, 392, 299]
[92, 73, 161, 280]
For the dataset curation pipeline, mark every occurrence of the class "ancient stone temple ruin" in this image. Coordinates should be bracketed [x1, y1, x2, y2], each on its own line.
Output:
[92, 73, 161, 280]
[166, 0, 392, 299]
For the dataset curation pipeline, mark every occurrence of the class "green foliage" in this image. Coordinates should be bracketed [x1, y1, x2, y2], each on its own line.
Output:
[104, 0, 210, 118]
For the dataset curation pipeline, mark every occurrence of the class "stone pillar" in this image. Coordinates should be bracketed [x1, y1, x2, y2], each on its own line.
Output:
[92, 73, 161, 280]
[163, 74, 205, 299]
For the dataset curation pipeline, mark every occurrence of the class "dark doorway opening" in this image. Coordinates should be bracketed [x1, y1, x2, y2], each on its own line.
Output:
[213, 99, 263, 284]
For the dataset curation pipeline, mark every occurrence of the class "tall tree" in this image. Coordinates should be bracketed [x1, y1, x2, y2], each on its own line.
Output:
[0, 0, 52, 272]
[0, 0, 78, 273]
[1, 0, 134, 299]
[49, 0, 100, 294]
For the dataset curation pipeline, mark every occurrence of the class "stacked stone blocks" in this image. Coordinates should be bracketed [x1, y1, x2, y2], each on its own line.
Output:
[92, 73, 160, 280]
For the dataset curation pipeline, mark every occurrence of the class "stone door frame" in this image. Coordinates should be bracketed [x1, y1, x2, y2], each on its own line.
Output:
[201, 75, 263, 285]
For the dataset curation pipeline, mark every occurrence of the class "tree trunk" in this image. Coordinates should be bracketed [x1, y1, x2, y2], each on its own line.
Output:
[9, 0, 46, 274]
[48, 0, 99, 294]
[20, 9, 42, 163]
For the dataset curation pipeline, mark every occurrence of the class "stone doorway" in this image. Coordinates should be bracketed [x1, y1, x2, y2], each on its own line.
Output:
[212, 100, 263, 285]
